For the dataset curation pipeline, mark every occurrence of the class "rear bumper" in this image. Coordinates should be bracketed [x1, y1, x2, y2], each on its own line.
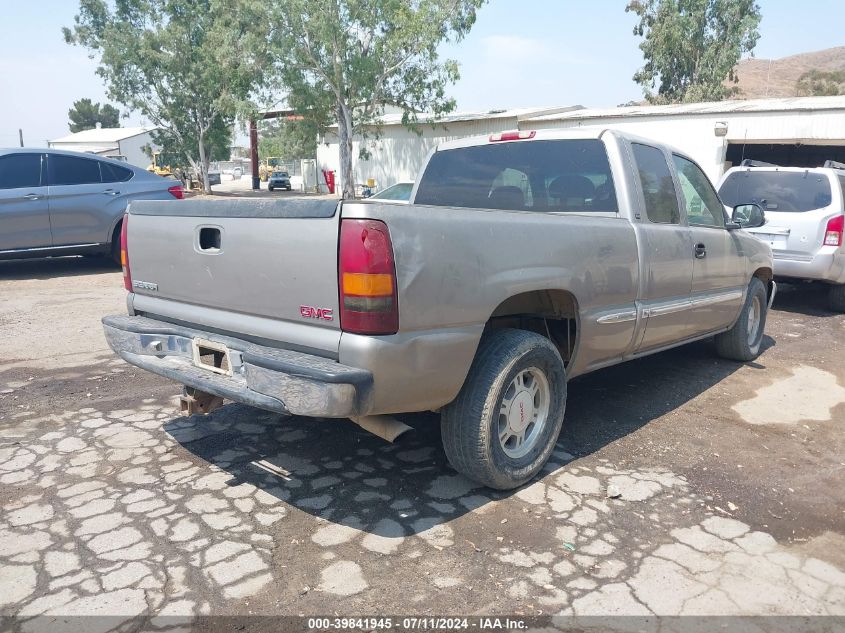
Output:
[102, 315, 372, 418]
[772, 250, 845, 284]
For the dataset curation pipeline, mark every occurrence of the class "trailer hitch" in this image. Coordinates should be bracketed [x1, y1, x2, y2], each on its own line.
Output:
[179, 386, 225, 416]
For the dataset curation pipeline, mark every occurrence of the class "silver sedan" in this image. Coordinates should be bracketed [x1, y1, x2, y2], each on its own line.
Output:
[0, 148, 183, 262]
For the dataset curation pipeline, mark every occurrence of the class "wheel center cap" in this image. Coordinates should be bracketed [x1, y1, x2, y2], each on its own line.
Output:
[508, 390, 534, 433]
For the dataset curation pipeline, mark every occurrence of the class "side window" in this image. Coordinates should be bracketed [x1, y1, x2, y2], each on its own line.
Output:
[0, 153, 42, 189]
[632, 143, 680, 224]
[101, 161, 134, 183]
[48, 154, 102, 186]
[673, 155, 726, 228]
[839, 176, 845, 204]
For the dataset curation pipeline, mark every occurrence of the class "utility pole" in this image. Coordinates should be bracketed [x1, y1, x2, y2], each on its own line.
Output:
[18, 128, 24, 147]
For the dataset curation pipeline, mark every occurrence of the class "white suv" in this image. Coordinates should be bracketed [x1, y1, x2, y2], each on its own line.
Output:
[718, 160, 845, 312]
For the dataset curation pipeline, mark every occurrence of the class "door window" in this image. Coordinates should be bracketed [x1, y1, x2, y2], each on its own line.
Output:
[0, 153, 42, 189]
[673, 155, 726, 228]
[632, 143, 680, 224]
[48, 154, 103, 186]
[100, 161, 134, 183]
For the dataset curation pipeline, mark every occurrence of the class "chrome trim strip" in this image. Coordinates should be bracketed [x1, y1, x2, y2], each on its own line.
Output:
[690, 289, 743, 308]
[644, 300, 692, 318]
[597, 310, 638, 324]
[0, 243, 102, 254]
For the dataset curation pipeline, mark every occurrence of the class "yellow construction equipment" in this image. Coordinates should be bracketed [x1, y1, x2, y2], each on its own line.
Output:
[147, 150, 173, 178]
[259, 157, 282, 182]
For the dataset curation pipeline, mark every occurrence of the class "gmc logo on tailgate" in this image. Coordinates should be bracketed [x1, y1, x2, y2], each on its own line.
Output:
[300, 305, 334, 321]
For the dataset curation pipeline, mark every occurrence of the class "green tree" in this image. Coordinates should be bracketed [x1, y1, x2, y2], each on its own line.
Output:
[149, 116, 232, 173]
[259, 117, 319, 161]
[68, 98, 121, 132]
[268, 0, 486, 198]
[796, 69, 845, 97]
[64, 0, 268, 193]
[626, 0, 762, 104]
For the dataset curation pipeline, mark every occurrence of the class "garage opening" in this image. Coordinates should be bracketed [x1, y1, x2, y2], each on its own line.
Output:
[726, 142, 845, 168]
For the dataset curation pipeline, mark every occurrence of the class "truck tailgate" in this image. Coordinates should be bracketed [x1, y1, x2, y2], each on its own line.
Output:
[125, 198, 342, 355]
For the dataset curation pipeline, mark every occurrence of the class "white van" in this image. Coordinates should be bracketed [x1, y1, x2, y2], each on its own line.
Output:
[718, 160, 845, 312]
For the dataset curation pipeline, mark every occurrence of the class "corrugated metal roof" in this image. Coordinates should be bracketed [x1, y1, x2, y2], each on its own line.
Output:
[329, 106, 582, 130]
[49, 126, 156, 144]
[523, 96, 845, 123]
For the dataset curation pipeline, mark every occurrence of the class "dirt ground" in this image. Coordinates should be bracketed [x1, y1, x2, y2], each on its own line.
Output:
[1, 256, 844, 630]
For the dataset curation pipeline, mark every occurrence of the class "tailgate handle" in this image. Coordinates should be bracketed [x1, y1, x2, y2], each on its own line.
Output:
[198, 227, 221, 251]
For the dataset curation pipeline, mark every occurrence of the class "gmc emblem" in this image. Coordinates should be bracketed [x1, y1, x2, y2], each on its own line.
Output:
[300, 305, 334, 321]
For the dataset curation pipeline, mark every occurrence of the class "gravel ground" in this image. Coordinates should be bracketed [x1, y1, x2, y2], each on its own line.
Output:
[0, 257, 844, 631]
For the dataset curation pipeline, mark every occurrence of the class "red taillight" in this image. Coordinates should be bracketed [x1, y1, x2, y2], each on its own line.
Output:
[489, 130, 536, 142]
[120, 214, 131, 291]
[168, 184, 184, 199]
[824, 215, 844, 247]
[339, 219, 399, 335]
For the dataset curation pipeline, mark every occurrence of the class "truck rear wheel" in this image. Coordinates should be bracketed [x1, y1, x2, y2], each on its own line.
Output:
[441, 328, 567, 490]
[827, 284, 845, 313]
[715, 277, 768, 361]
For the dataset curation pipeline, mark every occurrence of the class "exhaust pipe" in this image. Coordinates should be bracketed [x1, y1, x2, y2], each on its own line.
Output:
[350, 415, 413, 443]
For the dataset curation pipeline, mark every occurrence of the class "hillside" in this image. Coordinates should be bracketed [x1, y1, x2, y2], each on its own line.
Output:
[733, 46, 845, 98]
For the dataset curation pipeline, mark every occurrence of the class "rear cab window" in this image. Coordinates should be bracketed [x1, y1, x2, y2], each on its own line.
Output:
[414, 139, 618, 215]
[719, 170, 833, 212]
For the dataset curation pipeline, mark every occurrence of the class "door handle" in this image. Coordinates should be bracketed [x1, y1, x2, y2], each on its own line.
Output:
[102, 189, 121, 196]
[24, 193, 41, 201]
[694, 243, 707, 259]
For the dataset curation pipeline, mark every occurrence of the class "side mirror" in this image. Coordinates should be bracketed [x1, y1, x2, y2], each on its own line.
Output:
[729, 203, 765, 229]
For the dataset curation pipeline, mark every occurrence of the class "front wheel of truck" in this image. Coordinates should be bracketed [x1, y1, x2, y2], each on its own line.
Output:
[715, 277, 768, 362]
[441, 328, 567, 490]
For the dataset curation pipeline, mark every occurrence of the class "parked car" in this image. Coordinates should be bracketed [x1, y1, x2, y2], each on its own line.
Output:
[718, 160, 845, 311]
[268, 171, 292, 191]
[102, 129, 774, 489]
[368, 181, 414, 202]
[0, 148, 183, 262]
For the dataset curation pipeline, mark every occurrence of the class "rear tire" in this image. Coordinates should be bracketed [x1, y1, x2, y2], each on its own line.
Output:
[827, 284, 845, 312]
[441, 328, 567, 490]
[268, 185, 274, 192]
[109, 223, 122, 266]
[715, 277, 768, 361]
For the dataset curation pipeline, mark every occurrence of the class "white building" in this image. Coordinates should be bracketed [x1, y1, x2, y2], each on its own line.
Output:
[316, 107, 580, 190]
[520, 96, 845, 184]
[48, 126, 158, 168]
[318, 96, 845, 191]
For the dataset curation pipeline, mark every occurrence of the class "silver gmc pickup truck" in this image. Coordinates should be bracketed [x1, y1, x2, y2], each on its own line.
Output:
[103, 129, 775, 489]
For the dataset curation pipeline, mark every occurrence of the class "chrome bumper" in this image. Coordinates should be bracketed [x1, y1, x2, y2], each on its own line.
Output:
[102, 315, 372, 418]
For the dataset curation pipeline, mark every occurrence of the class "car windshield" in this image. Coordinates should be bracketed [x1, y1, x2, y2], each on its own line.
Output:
[370, 182, 414, 200]
[272, 172, 288, 178]
[719, 170, 833, 212]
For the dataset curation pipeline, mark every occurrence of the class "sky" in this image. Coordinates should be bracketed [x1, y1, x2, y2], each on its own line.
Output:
[1, 0, 844, 148]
